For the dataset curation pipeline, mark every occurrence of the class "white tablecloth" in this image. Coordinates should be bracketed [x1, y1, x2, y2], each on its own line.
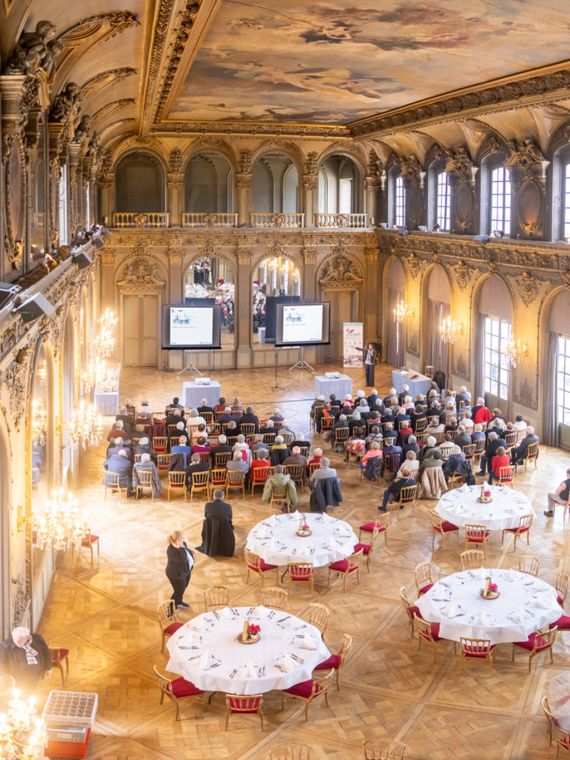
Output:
[94, 391, 119, 416]
[314, 375, 353, 400]
[245, 511, 358, 568]
[166, 606, 330, 694]
[435, 485, 535, 531]
[546, 674, 570, 731]
[183, 380, 221, 409]
[417, 568, 562, 645]
[391, 370, 431, 397]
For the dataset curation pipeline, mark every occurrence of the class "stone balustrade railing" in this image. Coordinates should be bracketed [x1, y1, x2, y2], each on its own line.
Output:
[313, 213, 370, 229]
[182, 213, 239, 228]
[249, 213, 305, 229]
[112, 212, 170, 228]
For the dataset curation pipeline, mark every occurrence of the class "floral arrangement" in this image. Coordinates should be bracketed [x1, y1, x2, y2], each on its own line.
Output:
[480, 576, 499, 599]
[247, 623, 261, 636]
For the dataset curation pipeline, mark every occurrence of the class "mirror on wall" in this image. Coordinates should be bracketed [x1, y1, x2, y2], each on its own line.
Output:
[252, 256, 301, 344]
[184, 256, 235, 348]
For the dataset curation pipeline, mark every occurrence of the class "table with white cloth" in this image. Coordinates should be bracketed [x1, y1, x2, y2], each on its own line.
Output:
[166, 605, 331, 695]
[314, 374, 353, 400]
[435, 485, 535, 531]
[245, 511, 358, 568]
[417, 568, 563, 645]
[391, 370, 432, 398]
[94, 391, 119, 416]
[546, 673, 570, 731]
[183, 380, 221, 409]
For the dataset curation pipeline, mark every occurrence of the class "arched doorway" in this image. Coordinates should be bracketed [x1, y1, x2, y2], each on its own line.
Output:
[184, 153, 234, 213]
[422, 265, 452, 380]
[252, 256, 301, 345]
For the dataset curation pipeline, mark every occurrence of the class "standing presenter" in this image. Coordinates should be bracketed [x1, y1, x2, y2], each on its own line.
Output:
[356, 343, 378, 387]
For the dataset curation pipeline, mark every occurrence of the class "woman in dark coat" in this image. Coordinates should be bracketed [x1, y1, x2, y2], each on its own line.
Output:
[0, 627, 51, 690]
[165, 531, 194, 609]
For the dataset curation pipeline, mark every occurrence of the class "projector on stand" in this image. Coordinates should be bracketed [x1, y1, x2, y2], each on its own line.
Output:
[195, 377, 211, 385]
[325, 372, 341, 379]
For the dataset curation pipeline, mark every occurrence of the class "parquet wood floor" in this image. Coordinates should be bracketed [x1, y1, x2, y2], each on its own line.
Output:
[35, 363, 570, 759]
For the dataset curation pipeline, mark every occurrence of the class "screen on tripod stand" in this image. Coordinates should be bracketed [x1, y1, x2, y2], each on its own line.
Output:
[162, 305, 222, 349]
[275, 302, 330, 347]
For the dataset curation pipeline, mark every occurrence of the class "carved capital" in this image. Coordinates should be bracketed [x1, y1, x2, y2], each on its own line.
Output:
[237, 249, 251, 265]
[101, 250, 115, 266]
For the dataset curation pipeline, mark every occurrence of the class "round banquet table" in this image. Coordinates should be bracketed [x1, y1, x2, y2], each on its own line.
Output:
[166, 606, 331, 694]
[435, 484, 534, 531]
[245, 511, 358, 568]
[546, 674, 570, 731]
[416, 568, 563, 645]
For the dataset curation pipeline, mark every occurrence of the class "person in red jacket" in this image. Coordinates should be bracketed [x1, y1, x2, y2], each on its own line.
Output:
[489, 446, 510, 484]
[472, 396, 492, 425]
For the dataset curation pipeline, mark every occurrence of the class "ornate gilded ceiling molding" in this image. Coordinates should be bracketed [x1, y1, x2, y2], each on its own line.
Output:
[351, 64, 570, 138]
[99, 118, 136, 139]
[154, 121, 348, 138]
[451, 260, 479, 291]
[82, 68, 137, 96]
[402, 252, 425, 280]
[506, 271, 551, 307]
[59, 12, 140, 43]
[93, 99, 136, 121]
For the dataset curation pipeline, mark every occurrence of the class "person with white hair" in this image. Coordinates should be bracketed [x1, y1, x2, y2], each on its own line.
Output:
[106, 417, 126, 442]
[227, 449, 249, 473]
[398, 384, 410, 405]
[133, 436, 152, 458]
[186, 408, 206, 428]
[455, 385, 472, 407]
[132, 452, 161, 497]
[197, 398, 213, 415]
[0, 627, 51, 689]
[232, 434, 252, 466]
[471, 397, 492, 425]
[103, 447, 133, 495]
[270, 434, 290, 466]
[284, 445, 307, 469]
[510, 426, 539, 465]
[107, 436, 128, 458]
[270, 407, 284, 422]
[170, 435, 192, 467]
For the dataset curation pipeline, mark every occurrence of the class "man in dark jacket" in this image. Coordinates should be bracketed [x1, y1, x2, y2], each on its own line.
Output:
[239, 407, 259, 432]
[476, 431, 507, 476]
[511, 427, 539, 465]
[196, 489, 235, 557]
[380, 469, 416, 512]
[0, 627, 51, 689]
[165, 532, 194, 608]
[103, 449, 133, 495]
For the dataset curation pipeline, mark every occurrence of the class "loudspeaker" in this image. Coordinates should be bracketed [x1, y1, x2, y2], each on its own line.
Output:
[73, 251, 92, 269]
[0, 282, 21, 310]
[14, 293, 55, 323]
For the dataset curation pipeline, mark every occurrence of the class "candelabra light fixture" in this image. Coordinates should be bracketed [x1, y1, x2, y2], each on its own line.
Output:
[68, 400, 103, 449]
[392, 301, 415, 323]
[32, 489, 87, 552]
[0, 690, 46, 759]
[31, 402, 47, 447]
[94, 308, 118, 359]
[438, 316, 464, 344]
[504, 337, 529, 368]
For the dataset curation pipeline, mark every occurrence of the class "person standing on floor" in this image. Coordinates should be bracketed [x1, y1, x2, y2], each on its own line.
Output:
[165, 531, 194, 609]
[356, 343, 377, 387]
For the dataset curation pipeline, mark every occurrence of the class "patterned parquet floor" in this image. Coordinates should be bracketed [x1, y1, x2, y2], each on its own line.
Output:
[35, 363, 570, 759]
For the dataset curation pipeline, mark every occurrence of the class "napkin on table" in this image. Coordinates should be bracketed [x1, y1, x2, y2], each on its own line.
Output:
[295, 637, 318, 651]
[273, 658, 293, 673]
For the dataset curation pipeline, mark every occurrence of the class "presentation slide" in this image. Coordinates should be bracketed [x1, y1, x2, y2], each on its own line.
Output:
[276, 302, 330, 346]
[168, 306, 214, 347]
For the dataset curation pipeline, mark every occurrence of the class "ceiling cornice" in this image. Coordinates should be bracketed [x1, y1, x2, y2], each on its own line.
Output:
[153, 121, 349, 139]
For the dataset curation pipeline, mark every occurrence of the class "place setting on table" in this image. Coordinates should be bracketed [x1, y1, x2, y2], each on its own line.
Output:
[245, 511, 359, 568]
[417, 568, 563, 645]
[166, 605, 331, 694]
[435, 484, 535, 532]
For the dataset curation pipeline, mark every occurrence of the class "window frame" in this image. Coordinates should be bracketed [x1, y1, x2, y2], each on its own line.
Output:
[435, 170, 451, 231]
[489, 165, 512, 236]
[395, 175, 406, 227]
[557, 335, 570, 426]
[482, 314, 512, 400]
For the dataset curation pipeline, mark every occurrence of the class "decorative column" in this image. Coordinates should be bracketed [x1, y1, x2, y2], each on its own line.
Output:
[236, 150, 252, 226]
[167, 149, 183, 227]
[100, 248, 115, 309]
[67, 142, 82, 233]
[302, 244, 317, 299]
[302, 152, 319, 226]
[168, 245, 184, 303]
[364, 175, 379, 224]
[236, 244, 252, 367]
[364, 247, 379, 339]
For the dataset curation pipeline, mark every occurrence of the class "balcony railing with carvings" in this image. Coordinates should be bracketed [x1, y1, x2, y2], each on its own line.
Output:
[314, 213, 370, 229]
[249, 213, 305, 229]
[112, 212, 170, 228]
[182, 212, 239, 228]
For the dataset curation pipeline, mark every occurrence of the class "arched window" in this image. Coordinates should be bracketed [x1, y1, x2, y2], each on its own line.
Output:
[436, 171, 450, 231]
[251, 153, 299, 214]
[317, 155, 362, 214]
[115, 152, 166, 212]
[184, 153, 233, 213]
[543, 290, 570, 445]
[424, 265, 451, 378]
[490, 166, 511, 235]
[395, 176, 406, 227]
[564, 164, 570, 239]
[550, 145, 570, 241]
[476, 277, 513, 403]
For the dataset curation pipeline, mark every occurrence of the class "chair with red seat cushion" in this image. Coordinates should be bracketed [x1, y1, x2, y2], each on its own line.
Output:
[328, 550, 362, 592]
[400, 586, 420, 638]
[359, 513, 390, 546]
[225, 694, 264, 730]
[554, 615, 570, 630]
[464, 524, 489, 556]
[429, 510, 459, 549]
[459, 637, 495, 674]
[501, 513, 533, 551]
[244, 548, 278, 588]
[80, 531, 100, 565]
[281, 669, 334, 721]
[50, 648, 69, 686]
[157, 600, 184, 653]
[542, 696, 570, 751]
[414, 561, 434, 596]
[556, 572, 569, 606]
[413, 613, 442, 663]
[353, 527, 381, 571]
[512, 627, 557, 672]
[153, 665, 204, 719]
[287, 563, 314, 593]
[313, 633, 352, 690]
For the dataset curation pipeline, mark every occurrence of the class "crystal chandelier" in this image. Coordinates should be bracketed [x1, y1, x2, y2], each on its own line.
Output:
[392, 301, 414, 323]
[31, 402, 47, 447]
[94, 308, 118, 359]
[504, 338, 529, 368]
[68, 400, 103, 449]
[0, 690, 46, 760]
[32, 489, 87, 552]
[438, 316, 463, 344]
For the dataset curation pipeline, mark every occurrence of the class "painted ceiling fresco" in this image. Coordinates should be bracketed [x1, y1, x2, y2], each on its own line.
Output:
[171, 0, 570, 124]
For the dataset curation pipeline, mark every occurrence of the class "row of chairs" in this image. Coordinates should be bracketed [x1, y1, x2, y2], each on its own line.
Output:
[429, 511, 534, 553]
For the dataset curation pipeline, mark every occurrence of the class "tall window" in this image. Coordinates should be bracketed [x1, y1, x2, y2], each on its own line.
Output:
[436, 171, 450, 230]
[557, 336, 570, 425]
[395, 176, 405, 227]
[490, 166, 511, 235]
[483, 315, 511, 399]
[564, 164, 570, 239]
[58, 164, 69, 245]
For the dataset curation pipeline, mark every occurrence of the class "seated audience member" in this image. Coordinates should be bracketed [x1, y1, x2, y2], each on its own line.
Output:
[329, 414, 349, 445]
[197, 398, 213, 415]
[471, 423, 486, 443]
[227, 450, 249, 474]
[442, 448, 475, 485]
[270, 407, 284, 423]
[476, 431, 507, 476]
[309, 457, 338, 486]
[133, 436, 152, 458]
[132, 453, 161, 497]
[217, 406, 236, 425]
[309, 460, 343, 513]
[487, 408, 507, 433]
[169, 452, 186, 473]
[291, 432, 309, 450]
[250, 449, 270, 480]
[462, 412, 474, 432]
[397, 420, 414, 446]
[270, 435, 290, 466]
[425, 417, 445, 436]
[453, 425, 472, 449]
[251, 434, 267, 454]
[171, 435, 192, 467]
[107, 419, 128, 442]
[439, 433, 459, 455]
[348, 411, 365, 435]
[444, 415, 459, 434]
[262, 465, 297, 506]
[419, 435, 437, 462]
[104, 449, 133, 495]
[383, 387, 397, 406]
[214, 397, 227, 413]
[231, 398, 243, 414]
[196, 489, 235, 558]
[191, 424, 208, 444]
[513, 414, 527, 431]
[544, 467, 570, 517]
[191, 436, 210, 454]
[471, 397, 492, 425]
[511, 426, 539, 464]
[259, 418, 276, 435]
[240, 406, 259, 431]
[402, 434, 419, 456]
[279, 421, 296, 439]
[360, 441, 383, 481]
[284, 446, 307, 469]
[186, 452, 210, 484]
[165, 407, 184, 428]
[365, 426, 383, 449]
[212, 434, 232, 455]
[396, 450, 419, 479]
[224, 420, 240, 439]
[419, 450, 448, 499]
[489, 445, 510, 484]
[419, 447, 444, 475]
[395, 406, 411, 425]
[382, 436, 403, 475]
[186, 408, 206, 428]
[169, 396, 184, 412]
[0, 627, 51, 689]
[172, 420, 189, 445]
[367, 388, 380, 409]
[233, 434, 252, 465]
[397, 385, 410, 406]
[107, 436, 129, 459]
[310, 395, 327, 431]
[410, 404, 427, 431]
[380, 467, 416, 512]
[455, 385, 472, 407]
[307, 447, 323, 472]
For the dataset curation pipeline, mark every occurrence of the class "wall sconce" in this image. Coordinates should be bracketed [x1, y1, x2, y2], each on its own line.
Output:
[380, 170, 387, 192]
[419, 171, 426, 189]
[504, 338, 529, 368]
[393, 301, 415, 323]
[540, 159, 550, 184]
[438, 317, 463, 344]
[470, 166, 479, 187]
